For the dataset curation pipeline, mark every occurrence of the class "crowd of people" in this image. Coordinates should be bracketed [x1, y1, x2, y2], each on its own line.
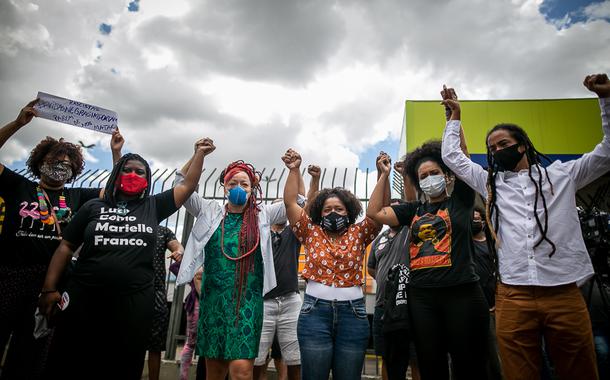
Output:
[0, 73, 608, 380]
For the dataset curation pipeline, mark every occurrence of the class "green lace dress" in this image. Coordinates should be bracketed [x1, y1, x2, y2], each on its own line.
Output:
[196, 212, 264, 360]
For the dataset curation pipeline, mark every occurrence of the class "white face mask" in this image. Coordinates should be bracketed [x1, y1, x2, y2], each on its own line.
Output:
[419, 174, 447, 198]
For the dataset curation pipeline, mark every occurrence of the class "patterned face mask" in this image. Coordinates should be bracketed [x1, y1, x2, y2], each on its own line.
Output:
[321, 212, 349, 234]
[39, 161, 73, 183]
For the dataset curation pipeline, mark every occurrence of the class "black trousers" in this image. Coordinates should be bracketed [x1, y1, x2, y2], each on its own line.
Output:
[44, 284, 154, 380]
[409, 282, 490, 380]
[0, 264, 50, 380]
[383, 329, 411, 380]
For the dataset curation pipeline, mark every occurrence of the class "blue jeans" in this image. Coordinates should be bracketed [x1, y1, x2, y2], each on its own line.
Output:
[297, 294, 370, 380]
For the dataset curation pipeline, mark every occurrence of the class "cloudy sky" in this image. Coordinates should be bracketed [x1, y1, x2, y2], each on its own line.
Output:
[1, 0, 609, 184]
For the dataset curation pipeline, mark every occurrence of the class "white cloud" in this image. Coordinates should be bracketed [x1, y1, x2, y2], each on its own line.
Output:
[1, 0, 609, 175]
[584, 1, 610, 20]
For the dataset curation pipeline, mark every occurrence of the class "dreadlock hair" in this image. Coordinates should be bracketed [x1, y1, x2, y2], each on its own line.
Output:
[403, 140, 451, 194]
[103, 153, 151, 206]
[308, 188, 363, 226]
[27, 136, 84, 182]
[485, 123, 557, 257]
[219, 160, 263, 320]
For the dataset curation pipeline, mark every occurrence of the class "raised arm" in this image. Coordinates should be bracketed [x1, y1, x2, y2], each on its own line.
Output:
[304, 165, 321, 214]
[366, 153, 399, 226]
[0, 99, 38, 175]
[565, 74, 610, 189]
[282, 148, 304, 226]
[173, 138, 215, 208]
[440, 98, 488, 197]
[110, 129, 124, 165]
[441, 86, 470, 157]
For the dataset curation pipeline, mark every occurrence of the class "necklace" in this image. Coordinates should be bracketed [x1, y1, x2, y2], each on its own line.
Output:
[220, 213, 260, 261]
[117, 201, 129, 216]
[37, 185, 71, 224]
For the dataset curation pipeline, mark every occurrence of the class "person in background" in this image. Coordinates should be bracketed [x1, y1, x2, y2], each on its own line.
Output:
[0, 99, 123, 380]
[471, 206, 502, 380]
[441, 74, 610, 379]
[169, 260, 203, 380]
[283, 148, 382, 380]
[147, 225, 184, 380]
[256, 337, 288, 380]
[367, 198, 408, 380]
[39, 138, 213, 380]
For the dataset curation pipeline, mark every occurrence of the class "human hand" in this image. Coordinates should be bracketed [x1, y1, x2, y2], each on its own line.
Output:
[376, 151, 391, 175]
[195, 138, 216, 156]
[168, 250, 183, 262]
[583, 73, 610, 98]
[15, 99, 39, 127]
[38, 291, 61, 318]
[440, 85, 458, 101]
[110, 128, 124, 152]
[282, 149, 302, 170]
[307, 165, 321, 179]
[393, 160, 405, 175]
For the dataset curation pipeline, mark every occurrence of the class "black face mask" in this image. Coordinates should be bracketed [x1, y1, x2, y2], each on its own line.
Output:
[493, 144, 525, 171]
[321, 212, 349, 234]
[472, 221, 484, 235]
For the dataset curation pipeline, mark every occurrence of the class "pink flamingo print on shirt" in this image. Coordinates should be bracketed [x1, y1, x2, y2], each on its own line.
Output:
[19, 201, 40, 228]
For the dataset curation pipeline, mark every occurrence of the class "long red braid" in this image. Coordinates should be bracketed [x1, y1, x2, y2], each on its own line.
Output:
[220, 161, 262, 321]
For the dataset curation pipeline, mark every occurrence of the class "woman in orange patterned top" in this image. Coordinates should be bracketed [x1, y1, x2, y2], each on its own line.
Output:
[282, 148, 384, 380]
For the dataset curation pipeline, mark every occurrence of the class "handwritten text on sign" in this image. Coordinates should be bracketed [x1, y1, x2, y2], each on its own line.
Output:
[34, 92, 118, 134]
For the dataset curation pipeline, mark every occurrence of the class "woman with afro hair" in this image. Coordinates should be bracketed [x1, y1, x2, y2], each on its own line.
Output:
[282, 148, 383, 380]
[174, 154, 306, 380]
[368, 136, 490, 379]
[0, 99, 123, 379]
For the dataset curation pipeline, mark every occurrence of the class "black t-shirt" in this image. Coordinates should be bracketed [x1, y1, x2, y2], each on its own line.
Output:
[472, 240, 496, 307]
[265, 226, 301, 299]
[0, 168, 100, 266]
[391, 179, 478, 288]
[63, 189, 178, 294]
[367, 226, 410, 307]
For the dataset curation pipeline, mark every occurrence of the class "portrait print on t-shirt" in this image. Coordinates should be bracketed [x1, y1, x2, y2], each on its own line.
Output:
[409, 208, 452, 270]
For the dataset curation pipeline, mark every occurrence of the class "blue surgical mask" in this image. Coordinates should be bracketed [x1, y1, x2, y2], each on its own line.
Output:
[227, 186, 248, 206]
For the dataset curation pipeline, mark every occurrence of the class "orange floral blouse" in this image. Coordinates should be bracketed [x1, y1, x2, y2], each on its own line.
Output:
[292, 211, 381, 287]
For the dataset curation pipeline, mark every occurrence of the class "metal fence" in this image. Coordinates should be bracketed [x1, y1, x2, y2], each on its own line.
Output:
[16, 166, 404, 368]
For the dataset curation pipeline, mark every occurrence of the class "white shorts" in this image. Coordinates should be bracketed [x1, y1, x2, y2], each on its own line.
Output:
[254, 292, 302, 366]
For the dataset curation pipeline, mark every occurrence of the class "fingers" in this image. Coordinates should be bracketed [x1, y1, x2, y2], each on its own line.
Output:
[26, 98, 40, 107]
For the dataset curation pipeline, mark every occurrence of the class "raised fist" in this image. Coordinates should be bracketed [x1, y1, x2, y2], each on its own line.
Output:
[307, 165, 321, 178]
[583, 74, 610, 98]
[281, 148, 302, 170]
[195, 138, 216, 156]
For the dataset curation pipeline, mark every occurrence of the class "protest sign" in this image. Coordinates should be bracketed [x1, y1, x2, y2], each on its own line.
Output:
[34, 92, 118, 134]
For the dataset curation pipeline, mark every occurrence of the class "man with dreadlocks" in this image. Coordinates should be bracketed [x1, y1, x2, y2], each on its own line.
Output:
[0, 99, 123, 380]
[175, 157, 306, 380]
[38, 138, 213, 379]
[440, 74, 610, 380]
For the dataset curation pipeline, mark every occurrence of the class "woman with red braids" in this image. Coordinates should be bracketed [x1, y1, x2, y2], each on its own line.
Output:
[174, 158, 305, 380]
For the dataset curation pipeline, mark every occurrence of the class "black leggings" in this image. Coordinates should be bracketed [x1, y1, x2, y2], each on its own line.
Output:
[409, 282, 490, 380]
